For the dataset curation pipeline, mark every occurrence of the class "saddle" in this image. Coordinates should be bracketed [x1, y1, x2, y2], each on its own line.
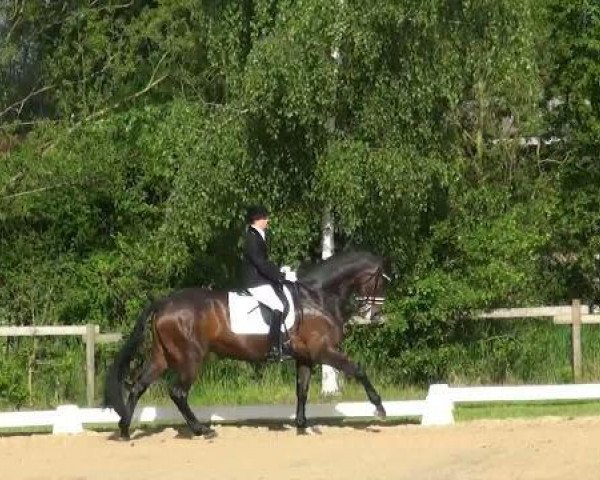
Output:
[227, 286, 296, 335]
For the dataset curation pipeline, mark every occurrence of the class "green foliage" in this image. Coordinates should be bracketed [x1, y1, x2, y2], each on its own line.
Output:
[544, 0, 600, 302]
[1, 0, 599, 407]
[0, 347, 28, 408]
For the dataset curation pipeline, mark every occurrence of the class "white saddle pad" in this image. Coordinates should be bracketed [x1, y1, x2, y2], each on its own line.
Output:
[228, 286, 295, 335]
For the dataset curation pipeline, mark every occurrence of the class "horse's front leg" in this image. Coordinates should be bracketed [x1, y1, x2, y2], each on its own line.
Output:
[295, 361, 312, 433]
[320, 349, 386, 418]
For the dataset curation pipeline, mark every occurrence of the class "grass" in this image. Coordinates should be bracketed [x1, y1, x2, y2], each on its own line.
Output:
[131, 365, 600, 425]
[456, 400, 600, 421]
[5, 321, 600, 417]
[141, 367, 426, 407]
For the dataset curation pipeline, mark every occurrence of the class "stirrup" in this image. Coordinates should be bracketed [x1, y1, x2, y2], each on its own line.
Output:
[280, 341, 293, 361]
[265, 345, 282, 362]
[265, 339, 293, 362]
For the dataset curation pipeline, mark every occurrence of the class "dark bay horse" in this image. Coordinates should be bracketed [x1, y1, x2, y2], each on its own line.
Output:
[104, 250, 389, 439]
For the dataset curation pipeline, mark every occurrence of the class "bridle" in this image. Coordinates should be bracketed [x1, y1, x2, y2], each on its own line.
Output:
[355, 267, 390, 320]
[294, 264, 391, 325]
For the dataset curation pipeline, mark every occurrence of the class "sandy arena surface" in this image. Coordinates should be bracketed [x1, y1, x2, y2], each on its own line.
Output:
[2, 416, 600, 480]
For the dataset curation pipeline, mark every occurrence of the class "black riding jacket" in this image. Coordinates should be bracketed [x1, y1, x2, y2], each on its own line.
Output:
[241, 227, 285, 288]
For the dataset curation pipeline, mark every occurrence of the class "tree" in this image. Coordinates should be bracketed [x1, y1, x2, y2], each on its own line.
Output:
[545, 0, 600, 301]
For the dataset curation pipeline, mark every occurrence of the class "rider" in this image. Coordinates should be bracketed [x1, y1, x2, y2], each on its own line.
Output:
[242, 205, 293, 361]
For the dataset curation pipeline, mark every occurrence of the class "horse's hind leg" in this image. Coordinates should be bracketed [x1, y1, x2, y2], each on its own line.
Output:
[295, 361, 312, 433]
[120, 344, 167, 439]
[168, 356, 215, 438]
[168, 380, 215, 437]
[321, 349, 386, 418]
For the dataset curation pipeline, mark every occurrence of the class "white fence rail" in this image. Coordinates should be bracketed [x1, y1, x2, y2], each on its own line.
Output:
[420, 383, 600, 425]
[3, 383, 600, 435]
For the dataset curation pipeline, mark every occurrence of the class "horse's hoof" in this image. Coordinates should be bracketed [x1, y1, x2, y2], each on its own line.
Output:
[375, 404, 387, 419]
[296, 426, 308, 436]
[118, 421, 131, 440]
[192, 424, 217, 439]
[202, 427, 218, 439]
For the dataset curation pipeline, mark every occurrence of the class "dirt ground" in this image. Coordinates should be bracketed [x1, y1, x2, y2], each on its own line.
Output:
[2, 416, 600, 480]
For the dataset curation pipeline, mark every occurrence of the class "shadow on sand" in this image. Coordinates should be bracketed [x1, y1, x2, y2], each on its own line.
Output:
[103, 416, 419, 441]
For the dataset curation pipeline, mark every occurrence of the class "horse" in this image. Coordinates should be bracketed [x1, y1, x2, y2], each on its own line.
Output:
[104, 250, 389, 439]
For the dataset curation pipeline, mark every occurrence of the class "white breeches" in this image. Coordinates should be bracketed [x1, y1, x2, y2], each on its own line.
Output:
[248, 284, 285, 312]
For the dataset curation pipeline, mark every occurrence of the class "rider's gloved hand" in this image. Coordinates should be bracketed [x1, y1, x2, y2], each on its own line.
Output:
[280, 266, 297, 282]
[285, 271, 297, 282]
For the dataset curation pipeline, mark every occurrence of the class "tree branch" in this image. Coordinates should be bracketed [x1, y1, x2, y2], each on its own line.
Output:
[0, 85, 55, 120]
[1, 182, 72, 201]
[89, 0, 134, 11]
[6, 2, 25, 42]
[78, 74, 168, 125]
[0, 119, 60, 131]
[0, 172, 24, 197]
[75, 52, 170, 125]
[35, 53, 170, 156]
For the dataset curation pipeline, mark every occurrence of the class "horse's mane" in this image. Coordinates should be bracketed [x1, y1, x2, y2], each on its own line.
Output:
[298, 250, 382, 286]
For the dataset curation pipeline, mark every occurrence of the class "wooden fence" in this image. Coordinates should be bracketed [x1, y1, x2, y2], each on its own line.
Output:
[352, 298, 596, 381]
[480, 299, 598, 381]
[0, 299, 596, 406]
[350, 298, 596, 381]
[0, 325, 121, 406]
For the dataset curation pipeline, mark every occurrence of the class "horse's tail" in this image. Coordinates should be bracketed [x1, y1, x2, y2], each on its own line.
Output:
[103, 301, 156, 420]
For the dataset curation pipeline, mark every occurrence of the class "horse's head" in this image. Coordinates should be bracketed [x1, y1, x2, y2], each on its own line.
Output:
[352, 259, 390, 323]
[299, 250, 391, 322]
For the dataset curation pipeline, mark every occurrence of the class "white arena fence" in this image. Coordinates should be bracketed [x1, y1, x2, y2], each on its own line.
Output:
[2, 382, 600, 435]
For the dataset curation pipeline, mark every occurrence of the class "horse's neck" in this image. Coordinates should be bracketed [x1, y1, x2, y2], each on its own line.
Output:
[303, 273, 357, 327]
[299, 286, 346, 327]
[320, 267, 361, 299]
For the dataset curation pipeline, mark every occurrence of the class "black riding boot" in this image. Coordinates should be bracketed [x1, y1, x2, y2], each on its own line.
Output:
[266, 311, 292, 361]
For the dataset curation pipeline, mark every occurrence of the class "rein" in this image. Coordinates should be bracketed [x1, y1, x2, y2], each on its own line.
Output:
[293, 261, 390, 327]
[355, 268, 389, 320]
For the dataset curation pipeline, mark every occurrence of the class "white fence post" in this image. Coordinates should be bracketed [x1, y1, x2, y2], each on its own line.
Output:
[85, 324, 96, 406]
[572, 299, 583, 380]
[52, 405, 84, 434]
[421, 383, 454, 426]
[321, 208, 340, 395]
